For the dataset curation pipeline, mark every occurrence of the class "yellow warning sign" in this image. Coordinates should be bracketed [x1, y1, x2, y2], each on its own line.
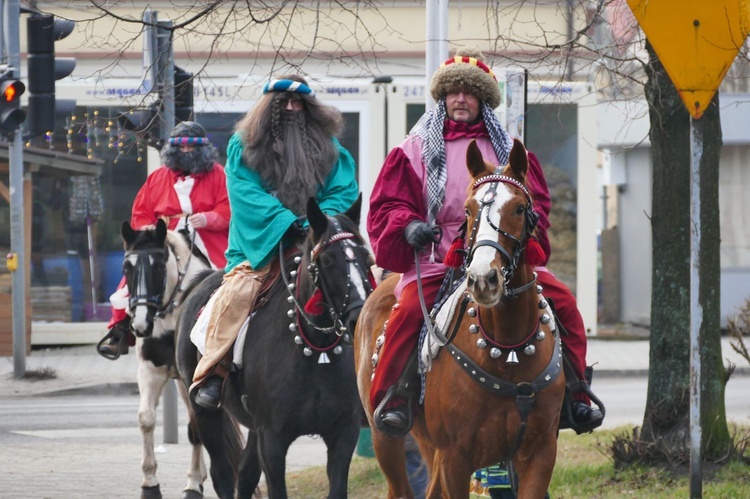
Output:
[627, 0, 750, 119]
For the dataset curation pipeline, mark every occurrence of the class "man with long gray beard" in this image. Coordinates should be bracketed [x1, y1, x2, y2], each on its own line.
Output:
[191, 75, 359, 409]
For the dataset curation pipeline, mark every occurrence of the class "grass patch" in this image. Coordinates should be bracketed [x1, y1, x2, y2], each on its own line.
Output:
[279, 427, 750, 497]
[21, 367, 57, 381]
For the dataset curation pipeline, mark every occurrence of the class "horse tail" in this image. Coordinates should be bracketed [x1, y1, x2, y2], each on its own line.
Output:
[223, 411, 245, 478]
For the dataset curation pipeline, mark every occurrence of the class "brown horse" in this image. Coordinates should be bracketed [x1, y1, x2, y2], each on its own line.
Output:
[355, 139, 565, 498]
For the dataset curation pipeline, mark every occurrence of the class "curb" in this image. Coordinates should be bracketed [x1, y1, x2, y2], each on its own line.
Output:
[37, 382, 140, 397]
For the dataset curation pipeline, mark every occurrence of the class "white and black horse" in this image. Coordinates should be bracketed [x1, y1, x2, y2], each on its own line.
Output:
[121, 219, 232, 499]
[176, 197, 373, 499]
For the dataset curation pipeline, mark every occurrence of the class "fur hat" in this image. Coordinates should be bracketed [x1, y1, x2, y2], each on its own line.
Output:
[430, 48, 501, 109]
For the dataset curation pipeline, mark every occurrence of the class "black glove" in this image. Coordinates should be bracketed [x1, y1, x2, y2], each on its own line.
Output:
[404, 221, 439, 251]
[285, 218, 308, 241]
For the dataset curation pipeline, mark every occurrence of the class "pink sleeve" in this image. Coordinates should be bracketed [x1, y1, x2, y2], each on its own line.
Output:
[367, 147, 427, 273]
[526, 151, 551, 264]
[202, 211, 229, 230]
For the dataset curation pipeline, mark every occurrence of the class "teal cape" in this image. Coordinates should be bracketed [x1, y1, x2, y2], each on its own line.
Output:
[224, 132, 359, 271]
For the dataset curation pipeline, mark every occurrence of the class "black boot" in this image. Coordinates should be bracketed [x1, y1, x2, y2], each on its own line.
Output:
[572, 401, 604, 429]
[379, 406, 410, 432]
[97, 319, 134, 360]
[193, 376, 224, 410]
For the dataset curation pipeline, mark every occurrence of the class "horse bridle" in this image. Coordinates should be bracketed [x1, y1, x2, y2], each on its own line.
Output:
[281, 217, 373, 337]
[126, 230, 197, 320]
[466, 172, 539, 297]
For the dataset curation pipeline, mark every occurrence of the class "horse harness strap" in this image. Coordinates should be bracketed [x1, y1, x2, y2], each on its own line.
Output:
[279, 218, 372, 361]
[442, 293, 472, 345]
[126, 228, 198, 319]
[445, 329, 562, 458]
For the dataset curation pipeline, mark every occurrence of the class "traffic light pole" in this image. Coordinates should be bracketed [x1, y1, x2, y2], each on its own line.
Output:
[154, 18, 178, 444]
[3, 0, 27, 377]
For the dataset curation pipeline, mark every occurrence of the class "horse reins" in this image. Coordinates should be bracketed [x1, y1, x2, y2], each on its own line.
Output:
[415, 173, 540, 367]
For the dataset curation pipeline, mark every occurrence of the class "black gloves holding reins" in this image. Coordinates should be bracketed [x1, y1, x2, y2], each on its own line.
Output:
[404, 221, 440, 252]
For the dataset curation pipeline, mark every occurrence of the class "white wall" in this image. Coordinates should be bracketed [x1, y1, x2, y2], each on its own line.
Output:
[598, 95, 750, 327]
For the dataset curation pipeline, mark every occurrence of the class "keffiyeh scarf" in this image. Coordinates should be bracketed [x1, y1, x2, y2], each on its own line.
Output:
[410, 98, 513, 224]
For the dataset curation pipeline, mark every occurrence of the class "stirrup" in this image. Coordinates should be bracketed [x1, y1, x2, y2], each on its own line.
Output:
[373, 386, 413, 436]
[96, 330, 129, 361]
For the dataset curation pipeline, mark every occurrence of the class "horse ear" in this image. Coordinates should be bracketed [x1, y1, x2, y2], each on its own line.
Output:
[155, 218, 168, 242]
[507, 138, 529, 183]
[466, 140, 489, 179]
[121, 221, 137, 245]
[344, 193, 362, 227]
[307, 197, 328, 237]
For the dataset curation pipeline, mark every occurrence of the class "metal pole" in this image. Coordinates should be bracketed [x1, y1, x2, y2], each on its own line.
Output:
[86, 215, 97, 310]
[425, 2, 438, 110]
[689, 115, 703, 498]
[425, 0, 449, 110]
[156, 18, 178, 444]
[5, 0, 27, 378]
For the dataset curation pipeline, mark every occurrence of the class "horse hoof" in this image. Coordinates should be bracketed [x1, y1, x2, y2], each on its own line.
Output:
[181, 488, 203, 499]
[141, 484, 162, 499]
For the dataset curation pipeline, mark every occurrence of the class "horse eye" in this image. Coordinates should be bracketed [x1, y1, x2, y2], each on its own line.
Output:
[319, 254, 333, 267]
[515, 204, 526, 216]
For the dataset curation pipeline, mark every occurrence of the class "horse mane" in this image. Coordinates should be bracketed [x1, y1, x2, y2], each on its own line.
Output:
[166, 230, 194, 263]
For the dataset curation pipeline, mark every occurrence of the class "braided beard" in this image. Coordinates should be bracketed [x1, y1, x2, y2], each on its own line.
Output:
[255, 111, 335, 215]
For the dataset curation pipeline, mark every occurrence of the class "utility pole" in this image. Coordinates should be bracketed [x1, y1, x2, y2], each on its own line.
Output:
[148, 14, 179, 444]
[3, 0, 27, 377]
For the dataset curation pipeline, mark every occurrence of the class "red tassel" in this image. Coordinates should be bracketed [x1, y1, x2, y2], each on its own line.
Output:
[304, 289, 325, 315]
[444, 236, 466, 269]
[525, 236, 546, 267]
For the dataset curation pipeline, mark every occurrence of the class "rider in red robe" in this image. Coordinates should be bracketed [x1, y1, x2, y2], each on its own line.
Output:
[97, 121, 230, 359]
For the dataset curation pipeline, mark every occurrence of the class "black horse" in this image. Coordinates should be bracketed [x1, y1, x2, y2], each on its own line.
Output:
[176, 196, 373, 498]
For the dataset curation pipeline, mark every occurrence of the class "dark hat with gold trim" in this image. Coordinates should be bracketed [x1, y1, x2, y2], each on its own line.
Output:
[429, 48, 501, 109]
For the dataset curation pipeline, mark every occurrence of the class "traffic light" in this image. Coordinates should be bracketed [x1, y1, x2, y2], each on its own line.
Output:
[0, 75, 26, 137]
[26, 13, 77, 137]
[174, 66, 194, 124]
